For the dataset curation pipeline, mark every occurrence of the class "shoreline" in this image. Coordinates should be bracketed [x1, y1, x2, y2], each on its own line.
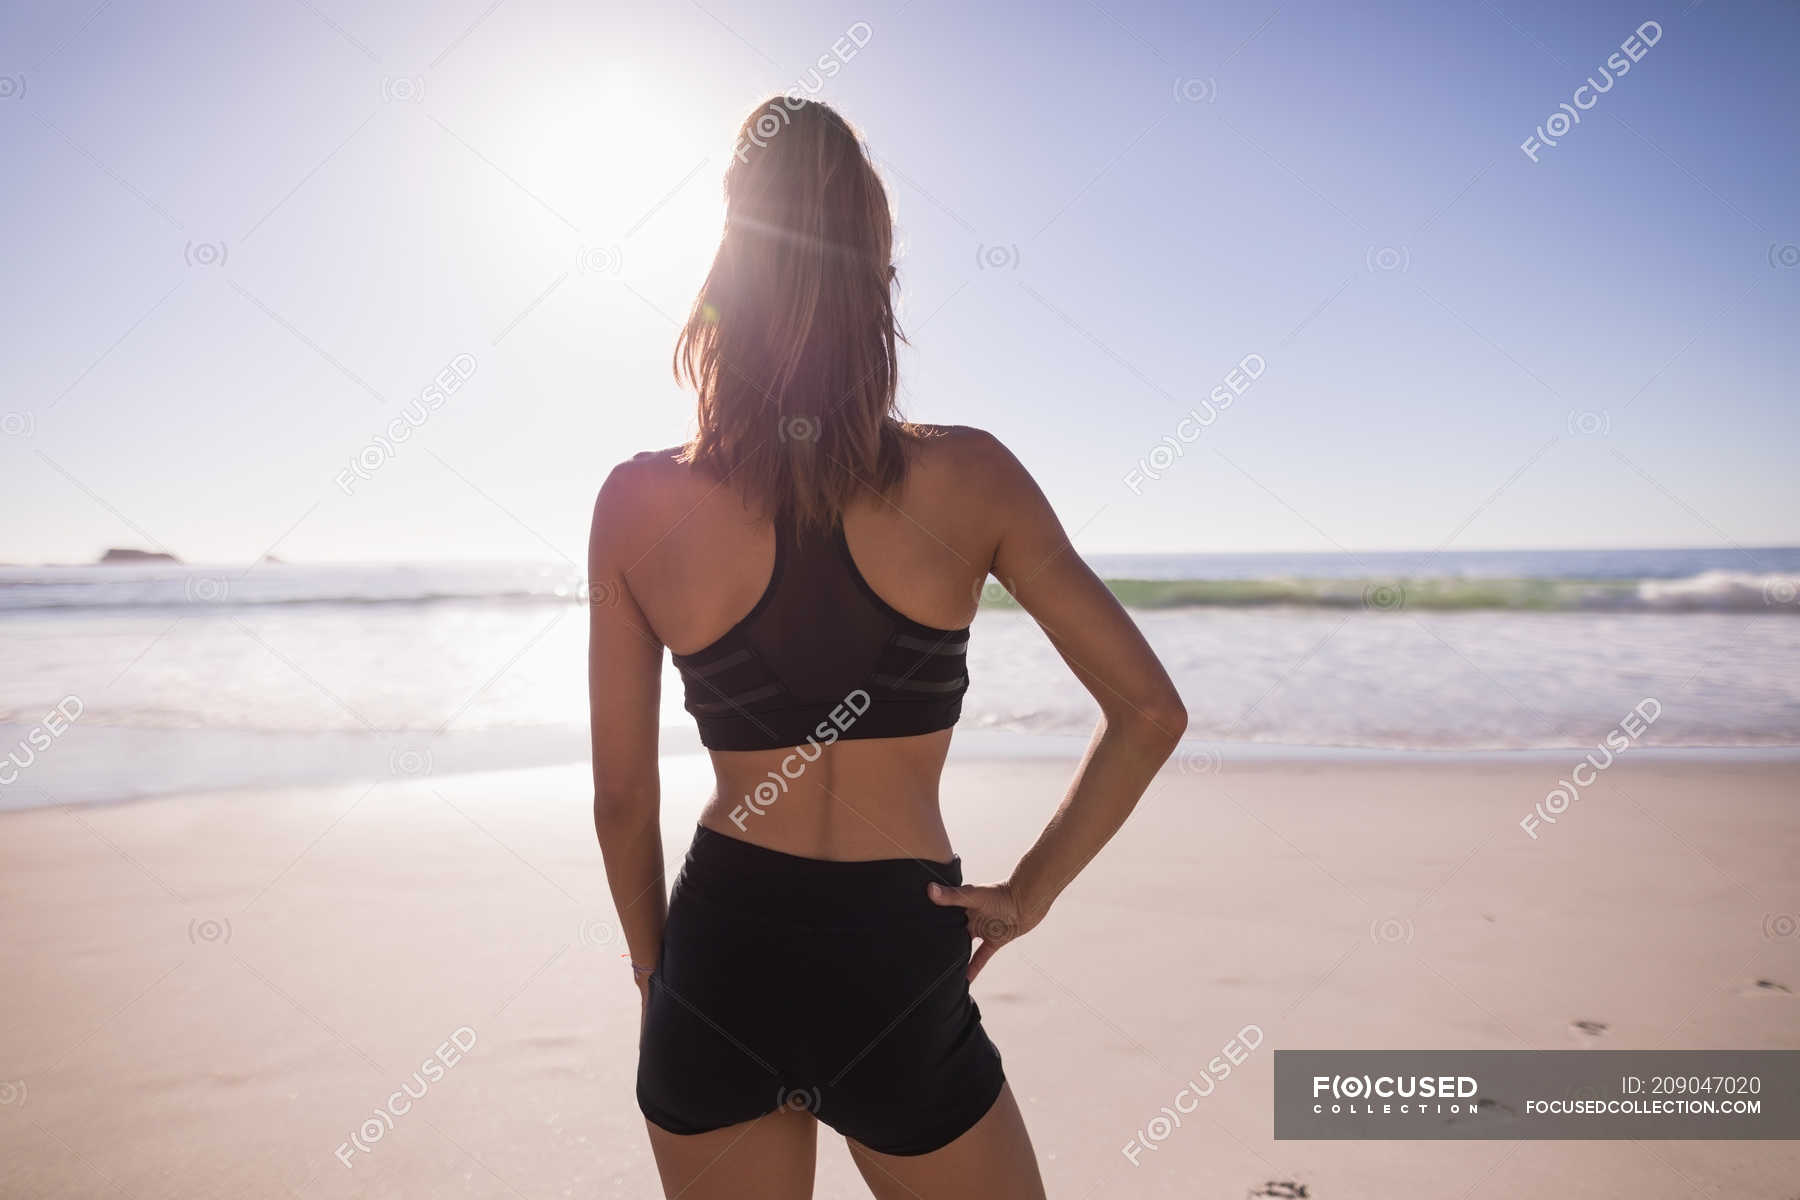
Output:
[7, 724, 1800, 814]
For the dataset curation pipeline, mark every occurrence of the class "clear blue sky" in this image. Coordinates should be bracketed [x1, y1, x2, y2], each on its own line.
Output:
[2, 0, 1796, 563]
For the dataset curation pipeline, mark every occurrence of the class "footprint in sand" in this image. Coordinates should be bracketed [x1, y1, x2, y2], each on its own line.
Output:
[1249, 1184, 1309, 1199]
[1739, 978, 1793, 997]
[1571, 1019, 1608, 1039]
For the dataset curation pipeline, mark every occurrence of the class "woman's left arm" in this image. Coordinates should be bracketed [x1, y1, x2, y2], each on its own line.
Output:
[587, 466, 668, 1010]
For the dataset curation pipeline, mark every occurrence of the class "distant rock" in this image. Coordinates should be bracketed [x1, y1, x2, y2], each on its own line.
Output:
[98, 548, 180, 564]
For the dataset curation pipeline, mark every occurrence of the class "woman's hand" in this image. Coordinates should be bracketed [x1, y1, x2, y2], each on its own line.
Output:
[927, 881, 1045, 982]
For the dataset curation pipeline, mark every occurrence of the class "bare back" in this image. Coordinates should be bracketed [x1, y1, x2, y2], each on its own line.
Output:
[603, 427, 998, 861]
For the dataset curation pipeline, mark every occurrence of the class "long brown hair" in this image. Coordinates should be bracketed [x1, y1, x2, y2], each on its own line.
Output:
[675, 96, 910, 532]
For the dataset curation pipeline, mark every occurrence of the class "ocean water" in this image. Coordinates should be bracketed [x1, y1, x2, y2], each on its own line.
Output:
[3, 547, 1798, 807]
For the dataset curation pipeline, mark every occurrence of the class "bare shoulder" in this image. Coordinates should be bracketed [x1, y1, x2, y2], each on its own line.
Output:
[590, 446, 713, 560]
[903, 424, 1038, 507]
[594, 445, 685, 516]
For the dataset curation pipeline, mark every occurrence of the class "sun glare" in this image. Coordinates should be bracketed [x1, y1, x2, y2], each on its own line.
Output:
[502, 68, 725, 282]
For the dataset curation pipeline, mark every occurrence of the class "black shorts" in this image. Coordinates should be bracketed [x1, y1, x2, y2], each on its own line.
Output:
[637, 824, 1007, 1156]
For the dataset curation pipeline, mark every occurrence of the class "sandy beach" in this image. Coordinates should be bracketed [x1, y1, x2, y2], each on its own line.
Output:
[10, 0, 1799, 1193]
[2, 750, 1796, 1198]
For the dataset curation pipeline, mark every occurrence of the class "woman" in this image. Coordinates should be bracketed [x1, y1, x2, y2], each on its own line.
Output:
[588, 97, 1186, 1199]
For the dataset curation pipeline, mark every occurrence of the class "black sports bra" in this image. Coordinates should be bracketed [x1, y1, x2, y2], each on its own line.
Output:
[670, 518, 970, 751]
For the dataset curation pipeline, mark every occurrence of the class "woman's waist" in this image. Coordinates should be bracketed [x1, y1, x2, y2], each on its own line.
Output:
[700, 740, 953, 861]
[671, 822, 965, 926]
[694, 791, 953, 865]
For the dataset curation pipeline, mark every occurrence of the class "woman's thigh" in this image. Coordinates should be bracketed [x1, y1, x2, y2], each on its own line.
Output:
[845, 1083, 1045, 1200]
[646, 1108, 818, 1200]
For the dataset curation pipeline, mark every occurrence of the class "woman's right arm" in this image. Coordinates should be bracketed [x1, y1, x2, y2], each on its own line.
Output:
[927, 432, 1187, 979]
[587, 464, 670, 1011]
